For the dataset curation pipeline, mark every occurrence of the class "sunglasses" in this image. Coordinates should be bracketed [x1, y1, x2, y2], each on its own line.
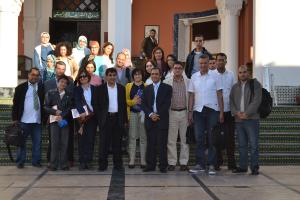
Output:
[79, 75, 87, 79]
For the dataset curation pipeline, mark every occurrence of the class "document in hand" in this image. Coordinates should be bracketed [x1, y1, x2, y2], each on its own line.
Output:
[71, 105, 89, 119]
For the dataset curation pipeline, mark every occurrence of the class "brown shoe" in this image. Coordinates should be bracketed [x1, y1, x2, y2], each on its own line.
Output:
[180, 165, 189, 171]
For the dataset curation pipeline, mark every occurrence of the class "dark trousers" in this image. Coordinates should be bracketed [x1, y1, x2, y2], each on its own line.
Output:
[145, 121, 168, 170]
[193, 107, 219, 168]
[49, 123, 69, 169]
[98, 114, 123, 168]
[67, 116, 74, 162]
[16, 123, 41, 166]
[216, 111, 236, 168]
[78, 116, 97, 164]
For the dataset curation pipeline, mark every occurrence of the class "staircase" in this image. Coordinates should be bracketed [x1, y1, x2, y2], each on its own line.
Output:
[0, 104, 299, 166]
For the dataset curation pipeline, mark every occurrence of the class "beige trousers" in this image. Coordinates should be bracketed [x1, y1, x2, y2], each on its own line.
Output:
[167, 110, 189, 165]
[128, 112, 147, 165]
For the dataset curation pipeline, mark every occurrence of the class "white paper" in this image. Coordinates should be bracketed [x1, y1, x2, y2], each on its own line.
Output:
[49, 105, 58, 123]
[71, 105, 89, 119]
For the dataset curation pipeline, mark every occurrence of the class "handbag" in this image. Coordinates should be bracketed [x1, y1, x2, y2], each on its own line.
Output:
[186, 124, 196, 144]
[4, 123, 25, 161]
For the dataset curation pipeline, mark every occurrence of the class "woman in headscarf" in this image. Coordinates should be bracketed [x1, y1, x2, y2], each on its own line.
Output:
[72, 35, 91, 67]
[43, 54, 56, 82]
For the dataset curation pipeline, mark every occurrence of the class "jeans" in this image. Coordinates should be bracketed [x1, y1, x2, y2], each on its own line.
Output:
[236, 119, 260, 170]
[16, 123, 42, 166]
[193, 107, 219, 168]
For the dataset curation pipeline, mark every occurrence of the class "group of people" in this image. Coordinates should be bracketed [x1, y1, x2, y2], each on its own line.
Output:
[12, 31, 262, 175]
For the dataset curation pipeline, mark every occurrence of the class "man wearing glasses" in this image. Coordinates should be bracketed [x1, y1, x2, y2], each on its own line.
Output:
[185, 35, 212, 78]
[12, 68, 44, 169]
[94, 68, 128, 171]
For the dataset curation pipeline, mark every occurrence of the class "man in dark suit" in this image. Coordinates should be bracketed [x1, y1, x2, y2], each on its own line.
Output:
[142, 68, 172, 173]
[44, 61, 74, 166]
[12, 67, 44, 168]
[94, 68, 128, 171]
[141, 29, 158, 59]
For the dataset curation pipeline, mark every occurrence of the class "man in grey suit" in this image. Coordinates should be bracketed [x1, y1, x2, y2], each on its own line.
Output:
[44, 61, 74, 165]
[115, 52, 131, 86]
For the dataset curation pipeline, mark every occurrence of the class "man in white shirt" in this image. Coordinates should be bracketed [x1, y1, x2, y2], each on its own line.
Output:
[188, 54, 224, 175]
[214, 53, 237, 171]
[94, 68, 128, 171]
[12, 68, 44, 169]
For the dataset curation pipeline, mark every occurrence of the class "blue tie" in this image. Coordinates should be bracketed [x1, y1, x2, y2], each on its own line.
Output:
[153, 84, 158, 113]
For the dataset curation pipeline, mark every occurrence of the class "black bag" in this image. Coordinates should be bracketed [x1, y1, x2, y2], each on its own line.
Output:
[211, 123, 226, 150]
[249, 79, 273, 118]
[4, 123, 25, 162]
[186, 124, 196, 144]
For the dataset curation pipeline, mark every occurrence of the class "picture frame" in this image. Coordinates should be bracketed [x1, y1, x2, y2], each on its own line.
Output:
[144, 25, 159, 44]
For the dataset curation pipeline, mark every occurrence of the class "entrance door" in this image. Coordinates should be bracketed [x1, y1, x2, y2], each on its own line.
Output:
[49, 18, 101, 46]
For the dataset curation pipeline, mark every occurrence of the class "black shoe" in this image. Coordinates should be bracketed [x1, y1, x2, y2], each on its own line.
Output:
[48, 166, 57, 171]
[79, 163, 85, 171]
[17, 163, 24, 169]
[143, 167, 155, 172]
[228, 165, 237, 170]
[114, 166, 124, 171]
[128, 164, 135, 169]
[232, 167, 248, 173]
[160, 168, 167, 173]
[62, 166, 70, 171]
[98, 166, 107, 172]
[32, 163, 42, 168]
[214, 165, 221, 171]
[167, 165, 175, 171]
[180, 165, 189, 171]
[140, 165, 146, 169]
[251, 168, 259, 175]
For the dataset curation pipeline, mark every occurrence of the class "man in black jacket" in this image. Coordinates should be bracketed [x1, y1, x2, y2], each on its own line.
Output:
[94, 68, 128, 171]
[185, 35, 212, 78]
[141, 29, 158, 59]
[142, 68, 172, 173]
[12, 67, 44, 169]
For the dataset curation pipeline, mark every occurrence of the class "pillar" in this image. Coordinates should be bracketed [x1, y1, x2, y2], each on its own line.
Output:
[216, 0, 243, 77]
[108, 0, 132, 56]
[0, 0, 24, 88]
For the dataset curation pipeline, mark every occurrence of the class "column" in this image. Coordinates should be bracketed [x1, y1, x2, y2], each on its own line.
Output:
[216, 0, 243, 77]
[182, 19, 191, 61]
[0, 0, 24, 88]
[108, 0, 132, 56]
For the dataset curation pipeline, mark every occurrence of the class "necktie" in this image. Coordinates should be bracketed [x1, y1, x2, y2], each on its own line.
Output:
[31, 84, 39, 111]
[153, 84, 158, 113]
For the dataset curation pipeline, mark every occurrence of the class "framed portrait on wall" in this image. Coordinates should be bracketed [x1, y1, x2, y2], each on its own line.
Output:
[144, 25, 159, 44]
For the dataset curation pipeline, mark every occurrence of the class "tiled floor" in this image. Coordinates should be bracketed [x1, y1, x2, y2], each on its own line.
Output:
[0, 166, 299, 200]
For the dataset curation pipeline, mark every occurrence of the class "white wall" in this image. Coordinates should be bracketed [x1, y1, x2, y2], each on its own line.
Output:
[254, 0, 300, 86]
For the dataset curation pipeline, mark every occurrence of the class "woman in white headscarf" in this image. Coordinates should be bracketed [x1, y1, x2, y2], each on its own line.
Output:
[72, 35, 91, 67]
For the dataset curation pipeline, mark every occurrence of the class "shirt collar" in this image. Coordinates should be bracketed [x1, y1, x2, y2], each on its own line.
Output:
[107, 82, 117, 89]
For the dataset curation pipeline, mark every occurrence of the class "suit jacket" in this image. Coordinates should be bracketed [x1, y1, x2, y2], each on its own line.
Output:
[12, 81, 44, 121]
[93, 83, 128, 129]
[142, 82, 172, 130]
[74, 85, 96, 114]
[141, 36, 158, 59]
[44, 88, 72, 120]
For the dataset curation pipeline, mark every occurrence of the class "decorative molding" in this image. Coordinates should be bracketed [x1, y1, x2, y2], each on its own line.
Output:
[0, 0, 23, 15]
[216, 0, 243, 17]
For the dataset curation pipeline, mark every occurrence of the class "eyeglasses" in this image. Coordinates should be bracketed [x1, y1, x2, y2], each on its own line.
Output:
[79, 75, 87, 79]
